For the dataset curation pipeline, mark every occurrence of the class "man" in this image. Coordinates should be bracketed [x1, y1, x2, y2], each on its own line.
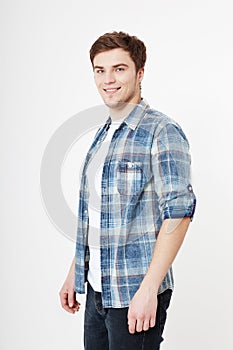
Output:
[59, 31, 196, 349]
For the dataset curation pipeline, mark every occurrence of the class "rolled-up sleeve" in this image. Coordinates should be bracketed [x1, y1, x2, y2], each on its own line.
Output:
[151, 122, 196, 220]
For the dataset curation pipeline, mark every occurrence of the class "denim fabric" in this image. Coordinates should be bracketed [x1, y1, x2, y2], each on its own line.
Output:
[75, 99, 196, 307]
[84, 282, 172, 350]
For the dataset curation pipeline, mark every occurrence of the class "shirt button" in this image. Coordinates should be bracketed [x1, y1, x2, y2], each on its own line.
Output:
[188, 185, 193, 192]
[102, 239, 107, 246]
[84, 209, 88, 213]
[128, 162, 134, 168]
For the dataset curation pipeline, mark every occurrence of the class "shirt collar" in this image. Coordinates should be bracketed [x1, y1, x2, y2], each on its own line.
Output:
[105, 99, 150, 131]
[124, 99, 150, 130]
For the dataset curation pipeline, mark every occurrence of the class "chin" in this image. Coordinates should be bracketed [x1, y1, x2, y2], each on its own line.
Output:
[104, 99, 127, 109]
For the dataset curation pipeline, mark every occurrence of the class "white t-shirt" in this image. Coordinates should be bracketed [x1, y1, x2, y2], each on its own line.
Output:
[86, 117, 125, 292]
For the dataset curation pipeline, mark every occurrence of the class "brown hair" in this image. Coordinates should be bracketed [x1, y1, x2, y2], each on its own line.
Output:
[89, 31, 147, 73]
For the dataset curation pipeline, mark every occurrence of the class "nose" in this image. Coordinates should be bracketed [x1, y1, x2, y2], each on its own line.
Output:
[104, 70, 116, 84]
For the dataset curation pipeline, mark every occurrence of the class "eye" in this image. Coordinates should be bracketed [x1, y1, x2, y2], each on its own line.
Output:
[116, 67, 124, 72]
[95, 69, 104, 74]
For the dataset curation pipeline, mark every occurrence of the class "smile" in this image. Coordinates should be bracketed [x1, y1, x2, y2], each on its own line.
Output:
[103, 87, 121, 94]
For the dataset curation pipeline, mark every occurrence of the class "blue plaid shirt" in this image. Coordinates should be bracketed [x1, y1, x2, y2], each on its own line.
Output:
[75, 99, 196, 308]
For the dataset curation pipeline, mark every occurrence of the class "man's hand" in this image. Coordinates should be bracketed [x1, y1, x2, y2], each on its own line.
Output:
[59, 257, 80, 314]
[127, 218, 191, 334]
[127, 285, 158, 334]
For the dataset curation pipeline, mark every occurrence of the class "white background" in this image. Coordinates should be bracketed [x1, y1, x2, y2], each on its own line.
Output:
[1, 0, 233, 349]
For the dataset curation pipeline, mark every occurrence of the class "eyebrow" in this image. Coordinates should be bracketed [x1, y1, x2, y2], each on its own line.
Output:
[93, 63, 129, 70]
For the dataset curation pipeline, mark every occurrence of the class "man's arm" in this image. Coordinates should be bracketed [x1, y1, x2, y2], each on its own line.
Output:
[127, 216, 191, 334]
[59, 256, 81, 314]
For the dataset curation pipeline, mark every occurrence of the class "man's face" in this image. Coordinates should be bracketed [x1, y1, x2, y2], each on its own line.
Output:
[93, 48, 144, 109]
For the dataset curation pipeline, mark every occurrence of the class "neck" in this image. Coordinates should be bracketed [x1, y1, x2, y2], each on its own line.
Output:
[109, 97, 141, 121]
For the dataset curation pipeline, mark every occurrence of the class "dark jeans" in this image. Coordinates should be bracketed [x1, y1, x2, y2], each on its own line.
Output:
[84, 282, 172, 350]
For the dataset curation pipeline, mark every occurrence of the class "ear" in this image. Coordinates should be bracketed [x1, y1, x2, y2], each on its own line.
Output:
[137, 67, 144, 82]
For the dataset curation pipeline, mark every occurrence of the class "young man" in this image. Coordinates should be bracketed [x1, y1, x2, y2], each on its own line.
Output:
[59, 31, 196, 349]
